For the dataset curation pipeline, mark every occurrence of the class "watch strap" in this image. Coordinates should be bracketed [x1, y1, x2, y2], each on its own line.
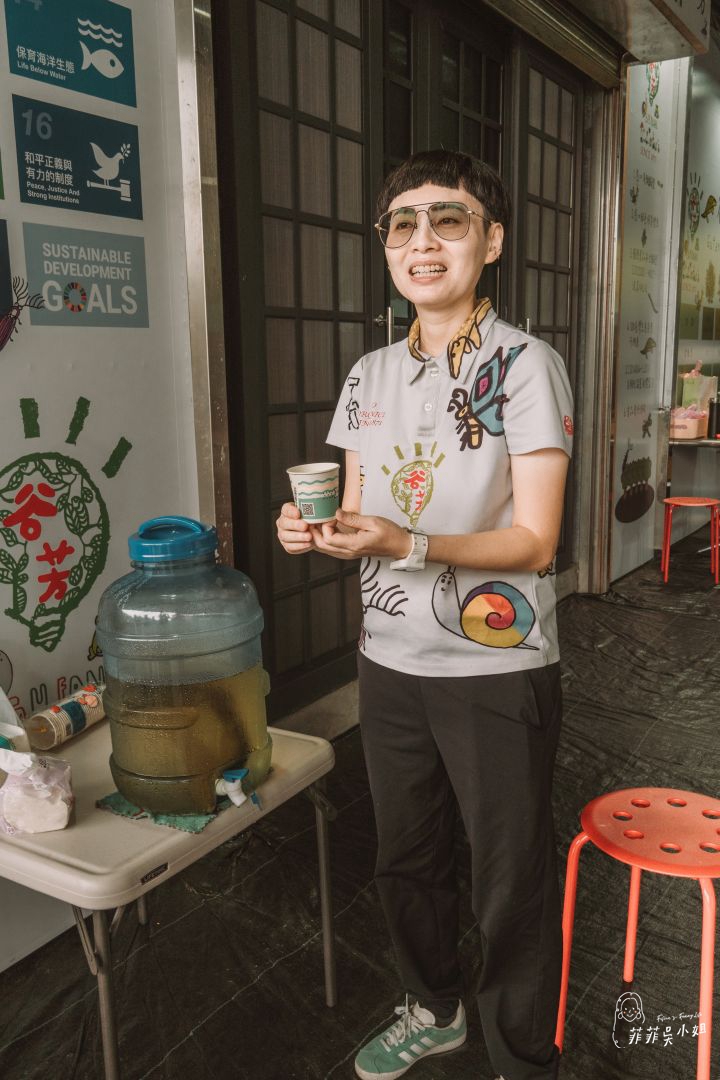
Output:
[390, 528, 428, 571]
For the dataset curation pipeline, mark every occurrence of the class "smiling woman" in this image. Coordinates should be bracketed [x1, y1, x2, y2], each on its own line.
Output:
[275, 147, 572, 1080]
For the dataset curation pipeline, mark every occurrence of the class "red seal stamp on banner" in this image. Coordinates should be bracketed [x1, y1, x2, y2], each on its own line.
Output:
[563, 415, 574, 435]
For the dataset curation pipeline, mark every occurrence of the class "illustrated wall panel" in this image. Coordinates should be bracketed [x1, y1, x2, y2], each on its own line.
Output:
[0, 0, 198, 730]
[610, 59, 689, 582]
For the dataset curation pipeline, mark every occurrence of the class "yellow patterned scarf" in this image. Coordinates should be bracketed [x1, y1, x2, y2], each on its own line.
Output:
[407, 297, 493, 379]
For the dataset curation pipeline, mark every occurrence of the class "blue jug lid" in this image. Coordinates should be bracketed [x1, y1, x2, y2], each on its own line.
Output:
[128, 516, 218, 563]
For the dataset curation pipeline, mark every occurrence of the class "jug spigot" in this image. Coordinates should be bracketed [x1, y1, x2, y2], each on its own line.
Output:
[216, 767, 249, 807]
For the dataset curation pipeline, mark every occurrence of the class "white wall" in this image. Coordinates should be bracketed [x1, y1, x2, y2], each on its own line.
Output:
[0, 0, 200, 972]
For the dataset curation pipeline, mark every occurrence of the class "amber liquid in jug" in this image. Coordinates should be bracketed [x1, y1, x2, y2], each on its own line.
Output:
[106, 663, 270, 791]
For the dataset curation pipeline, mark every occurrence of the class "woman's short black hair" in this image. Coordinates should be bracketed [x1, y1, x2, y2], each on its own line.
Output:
[375, 149, 511, 233]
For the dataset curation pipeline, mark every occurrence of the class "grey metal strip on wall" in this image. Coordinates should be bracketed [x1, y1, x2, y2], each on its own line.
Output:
[174, 0, 234, 562]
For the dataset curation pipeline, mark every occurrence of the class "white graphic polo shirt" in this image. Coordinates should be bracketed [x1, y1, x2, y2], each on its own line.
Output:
[326, 300, 574, 678]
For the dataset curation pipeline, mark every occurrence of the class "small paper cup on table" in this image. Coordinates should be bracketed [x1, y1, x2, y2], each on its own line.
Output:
[287, 463, 340, 523]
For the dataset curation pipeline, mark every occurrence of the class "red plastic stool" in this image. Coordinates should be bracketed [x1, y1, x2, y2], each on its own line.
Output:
[661, 497, 720, 584]
[556, 787, 720, 1079]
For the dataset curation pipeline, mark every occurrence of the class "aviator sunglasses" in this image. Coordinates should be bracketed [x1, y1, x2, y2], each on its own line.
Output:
[374, 201, 494, 248]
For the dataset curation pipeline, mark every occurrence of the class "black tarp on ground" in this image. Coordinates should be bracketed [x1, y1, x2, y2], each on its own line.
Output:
[0, 527, 718, 1080]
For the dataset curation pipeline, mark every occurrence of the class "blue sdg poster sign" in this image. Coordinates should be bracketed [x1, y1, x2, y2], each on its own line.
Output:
[4, 0, 136, 108]
[13, 95, 142, 220]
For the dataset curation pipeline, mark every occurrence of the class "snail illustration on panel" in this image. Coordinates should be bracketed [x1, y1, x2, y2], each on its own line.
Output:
[431, 567, 537, 649]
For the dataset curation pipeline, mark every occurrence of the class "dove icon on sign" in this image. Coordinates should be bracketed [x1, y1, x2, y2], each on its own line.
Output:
[86, 142, 132, 201]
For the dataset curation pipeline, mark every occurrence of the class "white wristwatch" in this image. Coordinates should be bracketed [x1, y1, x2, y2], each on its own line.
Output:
[390, 528, 428, 571]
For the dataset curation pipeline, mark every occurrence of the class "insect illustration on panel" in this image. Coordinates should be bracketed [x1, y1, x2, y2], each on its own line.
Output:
[0, 278, 44, 355]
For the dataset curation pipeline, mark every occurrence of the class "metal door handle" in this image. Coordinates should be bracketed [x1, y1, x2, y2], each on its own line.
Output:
[517, 317, 532, 334]
[374, 306, 394, 346]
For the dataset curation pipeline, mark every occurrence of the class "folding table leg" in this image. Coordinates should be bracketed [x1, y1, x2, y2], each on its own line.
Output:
[306, 781, 337, 1007]
[72, 907, 121, 1080]
[94, 911, 121, 1080]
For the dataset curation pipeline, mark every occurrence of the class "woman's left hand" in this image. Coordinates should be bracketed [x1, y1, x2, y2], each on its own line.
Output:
[309, 508, 411, 561]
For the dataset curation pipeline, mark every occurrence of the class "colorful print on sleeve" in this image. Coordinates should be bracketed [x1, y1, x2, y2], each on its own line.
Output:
[431, 567, 537, 649]
[447, 342, 527, 451]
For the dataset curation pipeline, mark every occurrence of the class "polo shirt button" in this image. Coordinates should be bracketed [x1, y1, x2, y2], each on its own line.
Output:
[424, 402, 432, 412]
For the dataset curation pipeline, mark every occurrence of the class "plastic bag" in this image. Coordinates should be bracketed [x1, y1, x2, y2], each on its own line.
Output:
[0, 749, 73, 835]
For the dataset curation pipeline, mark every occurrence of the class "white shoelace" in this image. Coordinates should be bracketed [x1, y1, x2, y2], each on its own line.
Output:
[380, 996, 428, 1050]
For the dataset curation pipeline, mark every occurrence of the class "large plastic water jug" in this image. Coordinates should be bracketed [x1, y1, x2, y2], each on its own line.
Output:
[95, 516, 272, 814]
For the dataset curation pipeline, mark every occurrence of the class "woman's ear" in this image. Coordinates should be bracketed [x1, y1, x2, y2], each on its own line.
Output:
[486, 222, 504, 263]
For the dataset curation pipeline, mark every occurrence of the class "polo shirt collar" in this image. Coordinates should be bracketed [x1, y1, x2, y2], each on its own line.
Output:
[404, 298, 497, 384]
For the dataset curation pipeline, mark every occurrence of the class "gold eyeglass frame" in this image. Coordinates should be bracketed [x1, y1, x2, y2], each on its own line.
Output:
[374, 201, 496, 247]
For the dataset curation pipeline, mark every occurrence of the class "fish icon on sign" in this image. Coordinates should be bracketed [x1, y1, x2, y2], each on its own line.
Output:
[79, 42, 124, 79]
[77, 17, 124, 79]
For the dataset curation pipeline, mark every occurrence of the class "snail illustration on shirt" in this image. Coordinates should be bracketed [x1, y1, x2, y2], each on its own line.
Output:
[432, 567, 537, 649]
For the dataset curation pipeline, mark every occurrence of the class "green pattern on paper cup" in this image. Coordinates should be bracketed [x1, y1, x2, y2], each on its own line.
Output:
[294, 478, 338, 521]
[287, 464, 339, 523]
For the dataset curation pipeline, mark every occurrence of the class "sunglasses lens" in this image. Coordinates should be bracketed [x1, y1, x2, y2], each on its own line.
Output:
[428, 203, 470, 239]
[381, 207, 417, 247]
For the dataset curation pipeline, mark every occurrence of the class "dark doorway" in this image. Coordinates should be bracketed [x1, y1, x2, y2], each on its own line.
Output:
[213, 0, 585, 714]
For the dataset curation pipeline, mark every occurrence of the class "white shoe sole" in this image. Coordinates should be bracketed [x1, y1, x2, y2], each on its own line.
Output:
[354, 1029, 467, 1080]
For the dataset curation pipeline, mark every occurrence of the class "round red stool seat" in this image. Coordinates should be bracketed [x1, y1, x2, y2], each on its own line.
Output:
[582, 786, 720, 877]
[661, 498, 720, 584]
[664, 497, 720, 507]
[556, 786, 719, 1079]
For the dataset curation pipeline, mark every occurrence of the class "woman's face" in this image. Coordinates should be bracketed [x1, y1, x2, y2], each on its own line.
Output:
[382, 183, 503, 315]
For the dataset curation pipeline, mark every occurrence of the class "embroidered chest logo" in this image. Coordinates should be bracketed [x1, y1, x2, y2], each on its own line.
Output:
[359, 401, 385, 428]
[447, 342, 527, 451]
[381, 441, 446, 528]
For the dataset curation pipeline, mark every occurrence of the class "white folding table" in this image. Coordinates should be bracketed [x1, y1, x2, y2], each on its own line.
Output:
[0, 724, 337, 1080]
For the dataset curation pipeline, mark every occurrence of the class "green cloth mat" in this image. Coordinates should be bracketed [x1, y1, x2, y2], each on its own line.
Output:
[96, 790, 232, 833]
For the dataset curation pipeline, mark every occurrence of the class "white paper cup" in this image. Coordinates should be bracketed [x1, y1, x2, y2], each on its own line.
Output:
[287, 462, 340, 523]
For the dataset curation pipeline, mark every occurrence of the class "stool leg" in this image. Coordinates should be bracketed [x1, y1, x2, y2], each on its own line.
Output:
[623, 865, 642, 984]
[696, 878, 716, 1080]
[555, 831, 590, 1052]
[662, 506, 673, 582]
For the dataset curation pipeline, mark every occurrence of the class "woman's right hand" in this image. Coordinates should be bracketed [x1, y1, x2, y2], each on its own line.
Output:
[276, 501, 314, 555]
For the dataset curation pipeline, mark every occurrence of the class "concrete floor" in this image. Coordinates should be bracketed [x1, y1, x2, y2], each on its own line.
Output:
[0, 526, 718, 1080]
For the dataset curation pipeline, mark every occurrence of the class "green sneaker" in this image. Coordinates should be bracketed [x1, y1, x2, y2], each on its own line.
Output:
[354, 996, 466, 1080]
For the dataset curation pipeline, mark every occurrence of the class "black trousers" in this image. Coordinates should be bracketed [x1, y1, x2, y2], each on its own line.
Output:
[357, 651, 563, 1080]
